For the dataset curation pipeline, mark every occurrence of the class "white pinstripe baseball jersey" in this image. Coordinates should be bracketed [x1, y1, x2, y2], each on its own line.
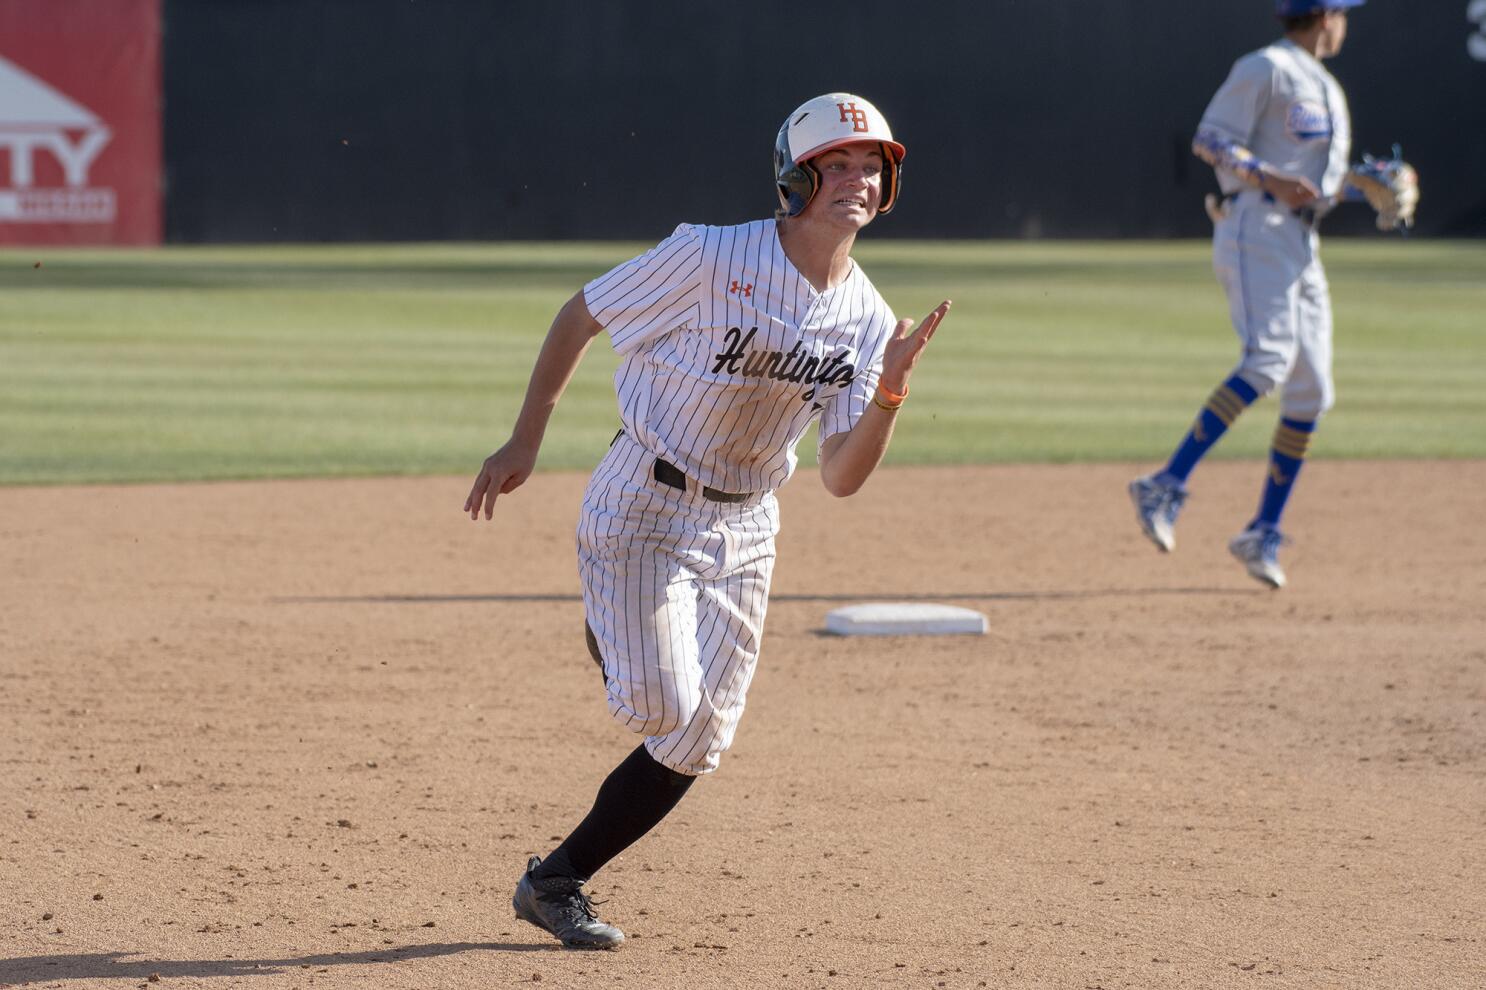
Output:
[583, 218, 898, 495]
[577, 217, 898, 776]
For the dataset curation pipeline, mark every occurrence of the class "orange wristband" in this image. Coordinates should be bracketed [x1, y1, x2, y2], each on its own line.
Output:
[873, 382, 907, 412]
[876, 381, 908, 405]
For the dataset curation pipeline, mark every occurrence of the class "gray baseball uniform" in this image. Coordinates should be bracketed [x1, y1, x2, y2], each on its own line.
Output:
[1198, 38, 1351, 418]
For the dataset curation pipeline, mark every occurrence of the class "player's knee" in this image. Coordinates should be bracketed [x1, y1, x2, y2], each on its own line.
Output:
[1233, 363, 1283, 397]
[1282, 387, 1333, 421]
[625, 709, 688, 738]
[609, 687, 702, 738]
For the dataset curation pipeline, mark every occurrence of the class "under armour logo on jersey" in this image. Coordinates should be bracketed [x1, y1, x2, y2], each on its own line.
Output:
[837, 102, 869, 133]
[729, 280, 753, 297]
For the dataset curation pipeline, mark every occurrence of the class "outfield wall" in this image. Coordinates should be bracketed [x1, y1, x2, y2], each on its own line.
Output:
[9, 0, 1479, 244]
[159, 0, 1484, 241]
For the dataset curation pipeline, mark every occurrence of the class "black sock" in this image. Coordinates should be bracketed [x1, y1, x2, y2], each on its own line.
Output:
[533, 744, 696, 883]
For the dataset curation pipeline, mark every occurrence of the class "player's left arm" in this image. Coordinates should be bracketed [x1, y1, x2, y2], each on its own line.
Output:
[817, 300, 950, 498]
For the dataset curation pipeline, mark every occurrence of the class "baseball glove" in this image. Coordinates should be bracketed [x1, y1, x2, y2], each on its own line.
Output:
[1344, 145, 1419, 231]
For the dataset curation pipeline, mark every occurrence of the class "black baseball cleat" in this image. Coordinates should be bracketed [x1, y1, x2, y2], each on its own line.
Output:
[512, 855, 625, 949]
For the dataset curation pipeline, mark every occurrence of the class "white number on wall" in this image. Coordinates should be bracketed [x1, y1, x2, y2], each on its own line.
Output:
[1470, 0, 1486, 61]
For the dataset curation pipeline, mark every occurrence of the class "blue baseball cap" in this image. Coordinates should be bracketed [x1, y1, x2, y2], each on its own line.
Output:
[1275, 0, 1365, 15]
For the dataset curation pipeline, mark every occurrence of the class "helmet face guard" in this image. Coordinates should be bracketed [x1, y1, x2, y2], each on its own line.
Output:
[774, 93, 905, 218]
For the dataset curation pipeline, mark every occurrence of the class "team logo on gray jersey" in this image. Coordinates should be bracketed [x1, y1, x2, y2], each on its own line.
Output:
[1285, 101, 1331, 142]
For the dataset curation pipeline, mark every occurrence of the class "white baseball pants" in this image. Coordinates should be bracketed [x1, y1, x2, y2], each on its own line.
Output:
[577, 431, 779, 776]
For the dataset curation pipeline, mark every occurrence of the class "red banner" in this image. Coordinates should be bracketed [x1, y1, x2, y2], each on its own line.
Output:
[0, 0, 161, 245]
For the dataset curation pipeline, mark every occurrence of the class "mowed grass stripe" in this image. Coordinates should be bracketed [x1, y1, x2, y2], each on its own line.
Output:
[1, 240, 1482, 485]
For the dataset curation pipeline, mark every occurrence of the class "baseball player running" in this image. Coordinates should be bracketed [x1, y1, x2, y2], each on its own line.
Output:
[1129, 0, 1413, 589]
[464, 92, 950, 948]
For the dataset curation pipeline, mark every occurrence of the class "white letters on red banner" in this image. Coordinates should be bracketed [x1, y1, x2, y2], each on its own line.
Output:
[0, 0, 161, 245]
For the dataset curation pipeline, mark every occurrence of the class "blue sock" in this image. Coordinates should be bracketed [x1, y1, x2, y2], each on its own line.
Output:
[1162, 375, 1260, 484]
[1253, 417, 1315, 529]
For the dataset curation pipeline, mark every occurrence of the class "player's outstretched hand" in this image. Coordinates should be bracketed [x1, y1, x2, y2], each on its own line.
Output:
[879, 300, 951, 395]
[464, 439, 539, 520]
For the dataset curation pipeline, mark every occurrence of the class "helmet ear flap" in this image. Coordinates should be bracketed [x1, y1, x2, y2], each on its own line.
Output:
[877, 142, 900, 215]
[774, 124, 819, 217]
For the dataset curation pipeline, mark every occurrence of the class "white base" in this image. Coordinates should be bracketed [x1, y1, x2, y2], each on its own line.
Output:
[824, 602, 988, 636]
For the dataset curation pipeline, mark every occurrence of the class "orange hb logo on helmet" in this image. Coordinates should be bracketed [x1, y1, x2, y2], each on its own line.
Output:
[837, 102, 869, 133]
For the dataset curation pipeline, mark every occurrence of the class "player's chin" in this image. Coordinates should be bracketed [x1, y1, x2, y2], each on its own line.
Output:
[824, 203, 874, 230]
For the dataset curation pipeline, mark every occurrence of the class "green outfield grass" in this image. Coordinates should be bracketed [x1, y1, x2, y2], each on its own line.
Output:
[1, 239, 1482, 485]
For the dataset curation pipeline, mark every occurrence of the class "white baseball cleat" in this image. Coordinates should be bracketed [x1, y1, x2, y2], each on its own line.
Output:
[1128, 473, 1187, 553]
[1228, 525, 1288, 589]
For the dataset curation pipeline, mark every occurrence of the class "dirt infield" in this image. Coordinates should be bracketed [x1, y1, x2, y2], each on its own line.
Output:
[2, 461, 1482, 989]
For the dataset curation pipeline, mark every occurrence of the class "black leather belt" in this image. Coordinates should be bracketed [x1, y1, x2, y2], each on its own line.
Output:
[611, 429, 754, 503]
[653, 458, 752, 503]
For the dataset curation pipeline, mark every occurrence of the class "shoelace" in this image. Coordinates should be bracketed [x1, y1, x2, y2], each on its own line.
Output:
[557, 888, 603, 924]
[1136, 482, 1175, 513]
[1163, 488, 1188, 520]
[1259, 529, 1288, 559]
[533, 873, 604, 924]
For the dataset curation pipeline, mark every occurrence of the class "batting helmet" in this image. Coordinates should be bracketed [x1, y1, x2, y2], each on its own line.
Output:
[774, 93, 905, 218]
[1274, 0, 1365, 17]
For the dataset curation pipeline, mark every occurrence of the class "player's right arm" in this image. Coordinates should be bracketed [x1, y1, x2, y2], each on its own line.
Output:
[1193, 128, 1319, 210]
[464, 291, 604, 520]
[1192, 53, 1318, 211]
